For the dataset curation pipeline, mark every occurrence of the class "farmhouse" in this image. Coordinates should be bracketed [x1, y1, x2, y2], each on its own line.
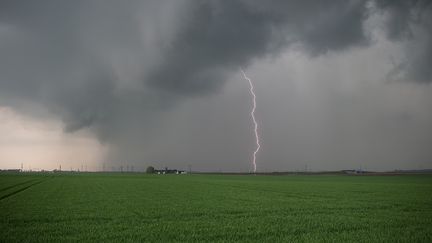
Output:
[342, 169, 365, 174]
[154, 167, 186, 175]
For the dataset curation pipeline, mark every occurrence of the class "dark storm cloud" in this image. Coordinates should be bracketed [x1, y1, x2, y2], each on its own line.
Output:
[148, 0, 369, 94]
[0, 0, 370, 133]
[0, 0, 430, 168]
[0, 0, 144, 133]
[375, 0, 432, 83]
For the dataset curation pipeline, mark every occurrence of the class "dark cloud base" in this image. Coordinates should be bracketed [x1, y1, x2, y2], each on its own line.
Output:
[0, 0, 431, 168]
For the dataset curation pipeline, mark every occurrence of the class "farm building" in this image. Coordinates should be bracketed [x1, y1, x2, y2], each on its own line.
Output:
[154, 168, 186, 175]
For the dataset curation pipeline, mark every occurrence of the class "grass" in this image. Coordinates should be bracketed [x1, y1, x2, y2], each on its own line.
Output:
[0, 173, 431, 242]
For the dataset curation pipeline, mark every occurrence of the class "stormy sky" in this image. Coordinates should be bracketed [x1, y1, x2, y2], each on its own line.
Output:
[0, 0, 431, 172]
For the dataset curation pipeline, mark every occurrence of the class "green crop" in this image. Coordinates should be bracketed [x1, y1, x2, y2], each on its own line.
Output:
[1, 173, 431, 242]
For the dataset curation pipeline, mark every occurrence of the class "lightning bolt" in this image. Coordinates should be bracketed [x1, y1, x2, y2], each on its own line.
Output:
[241, 69, 260, 173]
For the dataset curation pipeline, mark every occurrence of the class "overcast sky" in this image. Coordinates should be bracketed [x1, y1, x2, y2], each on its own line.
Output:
[0, 0, 431, 172]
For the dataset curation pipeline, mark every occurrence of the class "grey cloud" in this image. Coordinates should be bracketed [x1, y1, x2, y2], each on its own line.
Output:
[148, 0, 369, 94]
[0, 0, 371, 134]
[375, 0, 432, 83]
[374, 0, 417, 40]
[0, 0, 430, 169]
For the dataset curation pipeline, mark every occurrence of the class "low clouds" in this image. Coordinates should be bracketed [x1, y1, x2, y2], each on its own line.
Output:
[0, 0, 372, 131]
[146, 0, 373, 100]
[0, 0, 431, 170]
[375, 0, 432, 83]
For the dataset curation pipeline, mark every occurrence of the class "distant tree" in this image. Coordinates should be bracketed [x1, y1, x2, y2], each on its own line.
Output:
[146, 166, 155, 174]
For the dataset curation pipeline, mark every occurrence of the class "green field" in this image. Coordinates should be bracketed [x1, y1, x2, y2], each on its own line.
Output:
[1, 173, 432, 242]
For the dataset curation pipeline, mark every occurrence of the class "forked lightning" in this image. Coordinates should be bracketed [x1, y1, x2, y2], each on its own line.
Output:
[241, 69, 260, 173]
